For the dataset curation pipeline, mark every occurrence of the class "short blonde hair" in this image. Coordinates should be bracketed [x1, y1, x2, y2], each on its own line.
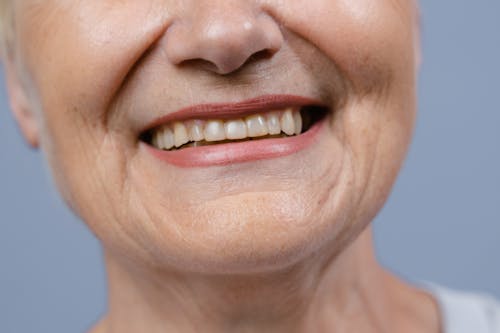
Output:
[0, 0, 12, 58]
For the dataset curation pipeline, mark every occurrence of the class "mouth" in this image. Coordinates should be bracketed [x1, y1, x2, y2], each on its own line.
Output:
[141, 105, 327, 150]
[139, 95, 330, 167]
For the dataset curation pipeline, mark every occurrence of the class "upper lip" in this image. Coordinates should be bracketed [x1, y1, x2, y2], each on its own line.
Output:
[141, 94, 327, 133]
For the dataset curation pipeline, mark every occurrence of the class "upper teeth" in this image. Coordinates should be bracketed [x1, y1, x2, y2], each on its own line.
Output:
[151, 108, 303, 150]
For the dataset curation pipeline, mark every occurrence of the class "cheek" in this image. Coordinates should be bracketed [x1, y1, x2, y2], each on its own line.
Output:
[270, 0, 416, 95]
[12, 0, 172, 224]
[271, 0, 417, 220]
[15, 1, 172, 124]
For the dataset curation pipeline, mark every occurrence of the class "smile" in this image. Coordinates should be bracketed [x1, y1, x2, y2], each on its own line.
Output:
[140, 95, 329, 167]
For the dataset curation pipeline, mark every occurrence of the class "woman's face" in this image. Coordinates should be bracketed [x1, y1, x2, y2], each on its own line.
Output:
[8, 0, 418, 273]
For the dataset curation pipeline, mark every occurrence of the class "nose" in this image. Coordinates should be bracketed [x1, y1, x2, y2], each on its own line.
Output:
[164, 2, 284, 75]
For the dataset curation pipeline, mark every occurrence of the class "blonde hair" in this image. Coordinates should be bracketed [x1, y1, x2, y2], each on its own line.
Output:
[0, 0, 12, 58]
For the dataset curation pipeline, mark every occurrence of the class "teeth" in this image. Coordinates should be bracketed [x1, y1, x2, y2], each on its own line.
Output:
[204, 120, 226, 142]
[187, 120, 204, 142]
[150, 108, 307, 150]
[293, 111, 302, 135]
[173, 122, 189, 147]
[225, 119, 248, 140]
[280, 109, 295, 136]
[152, 132, 160, 148]
[266, 112, 281, 135]
[246, 114, 269, 137]
[161, 127, 175, 150]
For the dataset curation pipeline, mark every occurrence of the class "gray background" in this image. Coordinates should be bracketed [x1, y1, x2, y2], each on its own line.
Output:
[1, 1, 499, 332]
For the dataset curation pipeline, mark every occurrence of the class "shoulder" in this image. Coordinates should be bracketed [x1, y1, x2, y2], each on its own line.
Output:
[425, 283, 500, 333]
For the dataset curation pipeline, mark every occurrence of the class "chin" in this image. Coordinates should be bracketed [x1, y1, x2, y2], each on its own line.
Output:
[114, 178, 356, 275]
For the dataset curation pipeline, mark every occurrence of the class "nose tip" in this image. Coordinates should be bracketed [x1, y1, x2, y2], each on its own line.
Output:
[165, 10, 283, 75]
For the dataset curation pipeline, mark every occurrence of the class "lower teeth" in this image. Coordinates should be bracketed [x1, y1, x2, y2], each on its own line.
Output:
[169, 133, 292, 150]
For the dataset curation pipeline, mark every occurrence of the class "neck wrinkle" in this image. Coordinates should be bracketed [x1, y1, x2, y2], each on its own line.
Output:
[99, 227, 391, 333]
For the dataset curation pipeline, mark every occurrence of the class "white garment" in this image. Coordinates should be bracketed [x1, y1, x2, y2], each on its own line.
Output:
[428, 284, 500, 333]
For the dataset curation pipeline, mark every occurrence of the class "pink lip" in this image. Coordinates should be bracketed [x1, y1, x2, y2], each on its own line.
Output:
[141, 94, 327, 168]
[142, 95, 326, 131]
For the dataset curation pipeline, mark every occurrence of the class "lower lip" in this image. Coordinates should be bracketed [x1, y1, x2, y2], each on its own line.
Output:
[143, 118, 326, 168]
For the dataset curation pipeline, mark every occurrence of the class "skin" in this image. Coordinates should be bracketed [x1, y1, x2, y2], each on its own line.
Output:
[4, 0, 440, 332]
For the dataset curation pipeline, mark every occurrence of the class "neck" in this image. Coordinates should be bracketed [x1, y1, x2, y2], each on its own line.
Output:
[92, 228, 441, 333]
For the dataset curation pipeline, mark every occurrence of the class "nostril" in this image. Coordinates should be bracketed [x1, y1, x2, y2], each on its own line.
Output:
[179, 48, 275, 76]
[198, 49, 273, 75]
[246, 49, 274, 65]
[177, 58, 220, 73]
